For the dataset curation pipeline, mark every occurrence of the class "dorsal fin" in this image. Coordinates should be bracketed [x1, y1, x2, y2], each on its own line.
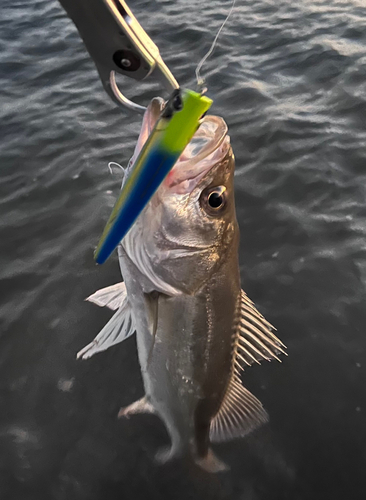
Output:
[210, 290, 287, 442]
[234, 290, 287, 371]
[85, 282, 127, 311]
[210, 375, 268, 443]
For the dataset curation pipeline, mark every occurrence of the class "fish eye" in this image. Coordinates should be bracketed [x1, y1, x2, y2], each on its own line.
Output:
[201, 186, 227, 215]
[208, 191, 224, 208]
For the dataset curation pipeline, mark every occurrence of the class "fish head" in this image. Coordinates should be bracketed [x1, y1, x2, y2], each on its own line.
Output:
[122, 98, 239, 295]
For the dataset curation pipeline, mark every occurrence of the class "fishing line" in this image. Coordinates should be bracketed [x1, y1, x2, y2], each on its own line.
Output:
[195, 0, 237, 91]
[108, 161, 125, 175]
[108, 161, 125, 188]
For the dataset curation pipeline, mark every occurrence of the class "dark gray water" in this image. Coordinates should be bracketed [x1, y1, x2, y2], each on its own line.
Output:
[1, 0, 366, 498]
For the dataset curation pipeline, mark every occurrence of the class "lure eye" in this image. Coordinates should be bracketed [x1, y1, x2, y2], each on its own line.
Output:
[162, 89, 183, 118]
[172, 93, 183, 111]
[201, 186, 227, 215]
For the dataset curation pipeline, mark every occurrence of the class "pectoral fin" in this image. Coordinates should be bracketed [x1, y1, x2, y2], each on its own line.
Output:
[210, 375, 268, 443]
[144, 291, 160, 367]
[77, 298, 135, 360]
[85, 282, 127, 310]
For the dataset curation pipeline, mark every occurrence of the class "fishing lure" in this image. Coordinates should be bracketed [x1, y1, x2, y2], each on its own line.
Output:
[94, 88, 212, 264]
[58, 0, 226, 264]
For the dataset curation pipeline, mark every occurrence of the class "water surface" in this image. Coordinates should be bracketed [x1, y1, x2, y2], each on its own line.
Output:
[0, 0, 365, 498]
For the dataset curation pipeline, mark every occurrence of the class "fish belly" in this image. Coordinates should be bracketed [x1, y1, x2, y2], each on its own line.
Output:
[142, 286, 237, 458]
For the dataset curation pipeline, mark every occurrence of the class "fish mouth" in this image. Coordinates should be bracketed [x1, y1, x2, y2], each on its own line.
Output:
[130, 97, 165, 160]
[166, 115, 230, 194]
[132, 97, 230, 195]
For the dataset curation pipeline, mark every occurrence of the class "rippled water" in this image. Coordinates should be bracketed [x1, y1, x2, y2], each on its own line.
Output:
[1, 0, 366, 498]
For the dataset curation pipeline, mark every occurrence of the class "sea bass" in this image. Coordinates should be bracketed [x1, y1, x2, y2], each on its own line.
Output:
[78, 98, 286, 472]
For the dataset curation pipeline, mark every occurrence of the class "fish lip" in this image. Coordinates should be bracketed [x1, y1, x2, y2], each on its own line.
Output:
[147, 97, 164, 133]
[179, 116, 228, 166]
[129, 97, 165, 166]
[164, 116, 230, 193]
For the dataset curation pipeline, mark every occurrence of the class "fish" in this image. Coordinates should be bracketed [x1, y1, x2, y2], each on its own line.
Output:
[77, 97, 287, 472]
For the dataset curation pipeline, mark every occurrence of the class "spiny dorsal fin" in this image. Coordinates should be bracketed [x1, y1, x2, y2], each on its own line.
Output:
[85, 282, 127, 311]
[234, 290, 287, 371]
[210, 375, 268, 443]
[77, 298, 135, 360]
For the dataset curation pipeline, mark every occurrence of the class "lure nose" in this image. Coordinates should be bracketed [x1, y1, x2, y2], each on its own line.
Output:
[94, 89, 212, 265]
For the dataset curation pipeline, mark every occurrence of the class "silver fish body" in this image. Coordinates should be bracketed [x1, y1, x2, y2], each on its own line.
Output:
[118, 199, 239, 468]
[79, 99, 286, 472]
